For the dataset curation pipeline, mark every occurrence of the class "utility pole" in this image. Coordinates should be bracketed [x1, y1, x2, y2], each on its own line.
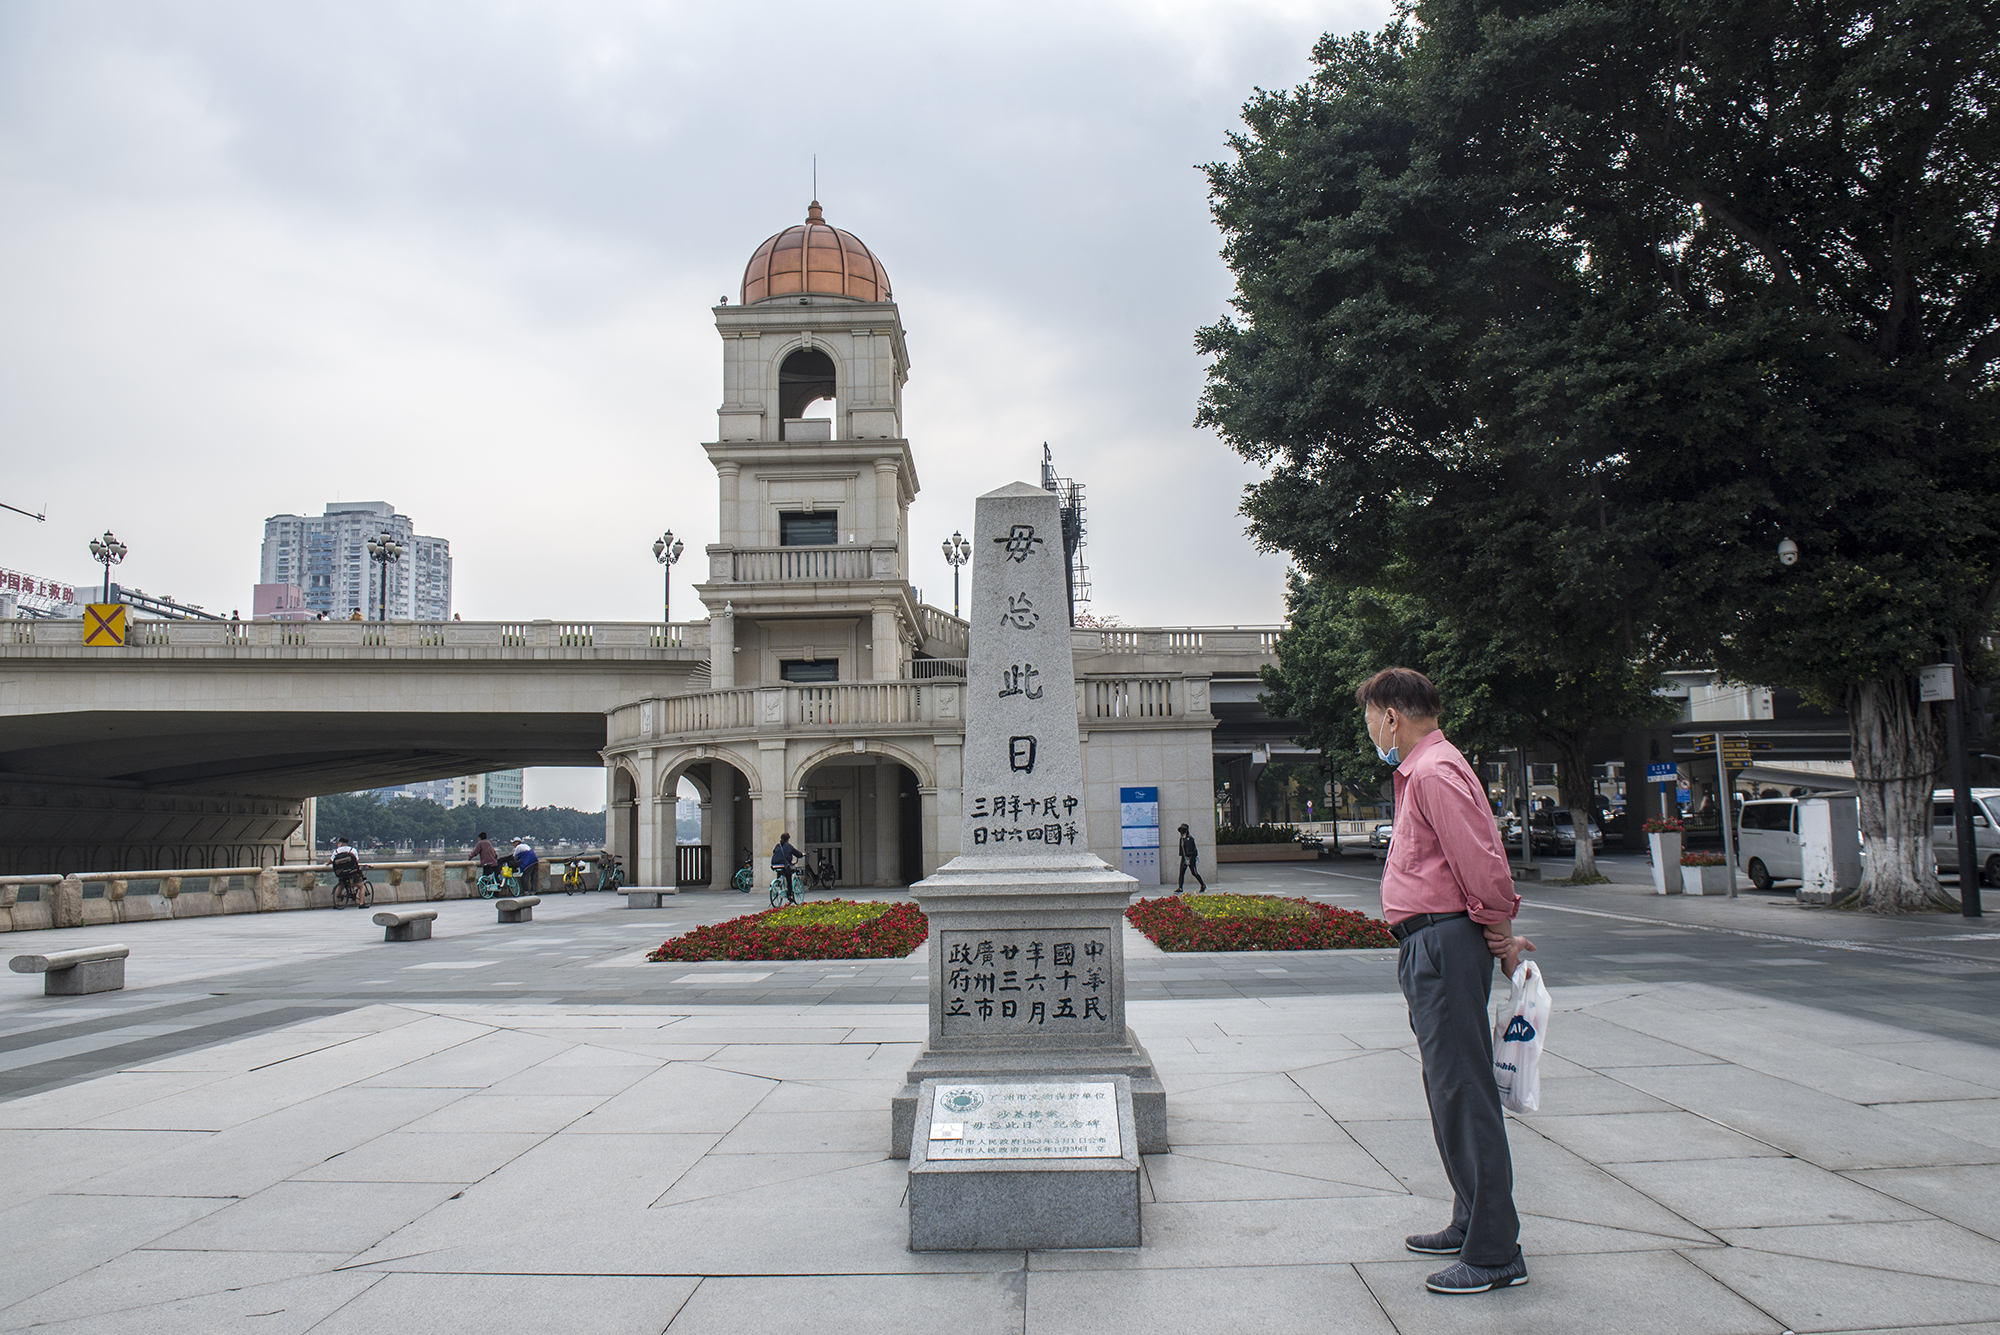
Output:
[1714, 733, 1738, 898]
[1947, 647, 1983, 919]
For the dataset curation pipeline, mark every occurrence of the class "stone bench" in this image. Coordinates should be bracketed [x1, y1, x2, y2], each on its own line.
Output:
[11, 944, 130, 995]
[495, 895, 541, 923]
[618, 887, 675, 909]
[372, 908, 438, 941]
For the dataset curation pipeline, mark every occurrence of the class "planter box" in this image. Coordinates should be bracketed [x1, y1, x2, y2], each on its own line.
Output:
[1648, 833, 1683, 894]
[1681, 864, 1733, 896]
[1216, 845, 1320, 863]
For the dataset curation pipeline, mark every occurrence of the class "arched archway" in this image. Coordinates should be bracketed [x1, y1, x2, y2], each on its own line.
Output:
[795, 747, 927, 889]
[779, 346, 837, 427]
[610, 763, 639, 876]
[658, 750, 760, 888]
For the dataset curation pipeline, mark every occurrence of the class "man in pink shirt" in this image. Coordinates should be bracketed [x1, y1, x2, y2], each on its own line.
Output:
[1359, 667, 1535, 1294]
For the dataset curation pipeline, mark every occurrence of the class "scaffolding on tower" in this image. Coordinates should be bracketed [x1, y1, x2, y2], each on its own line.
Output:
[1039, 442, 1090, 626]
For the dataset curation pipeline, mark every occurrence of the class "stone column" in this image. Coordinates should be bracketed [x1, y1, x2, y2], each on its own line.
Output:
[711, 764, 737, 883]
[894, 481, 1166, 1157]
[875, 759, 901, 887]
[871, 602, 900, 680]
[753, 740, 788, 863]
[710, 604, 735, 689]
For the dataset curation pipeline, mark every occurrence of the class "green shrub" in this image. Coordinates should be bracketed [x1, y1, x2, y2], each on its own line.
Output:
[1127, 894, 1394, 951]
[1214, 824, 1305, 845]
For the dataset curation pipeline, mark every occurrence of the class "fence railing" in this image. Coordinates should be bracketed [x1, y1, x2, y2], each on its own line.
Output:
[917, 606, 971, 653]
[729, 546, 873, 583]
[676, 844, 712, 888]
[903, 658, 968, 680]
[0, 619, 709, 654]
[1085, 677, 1177, 719]
[1074, 626, 1282, 656]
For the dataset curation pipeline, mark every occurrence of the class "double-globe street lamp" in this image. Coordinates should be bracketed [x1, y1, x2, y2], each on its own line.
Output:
[88, 531, 128, 604]
[653, 530, 685, 625]
[365, 533, 405, 622]
[940, 530, 971, 618]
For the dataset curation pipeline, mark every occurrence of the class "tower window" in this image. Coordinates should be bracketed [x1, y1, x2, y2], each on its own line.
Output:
[780, 659, 840, 683]
[779, 347, 836, 427]
[779, 512, 838, 546]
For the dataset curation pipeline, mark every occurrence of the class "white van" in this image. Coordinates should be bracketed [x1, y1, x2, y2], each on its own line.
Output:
[1737, 798, 1803, 891]
[1932, 788, 2000, 886]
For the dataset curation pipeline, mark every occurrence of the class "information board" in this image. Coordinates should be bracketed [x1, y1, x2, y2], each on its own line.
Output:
[1646, 762, 1678, 783]
[926, 1081, 1122, 1159]
[1119, 785, 1159, 885]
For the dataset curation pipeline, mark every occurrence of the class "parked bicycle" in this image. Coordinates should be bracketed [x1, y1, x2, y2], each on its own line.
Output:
[595, 852, 626, 893]
[801, 848, 839, 894]
[561, 860, 587, 894]
[731, 853, 756, 893]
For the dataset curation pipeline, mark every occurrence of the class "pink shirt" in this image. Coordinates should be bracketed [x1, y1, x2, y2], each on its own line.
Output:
[1380, 730, 1521, 926]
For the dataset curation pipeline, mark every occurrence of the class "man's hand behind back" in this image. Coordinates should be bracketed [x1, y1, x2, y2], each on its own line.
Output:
[1484, 925, 1536, 978]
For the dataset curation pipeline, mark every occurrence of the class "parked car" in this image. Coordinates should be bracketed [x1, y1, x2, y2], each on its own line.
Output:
[1737, 798, 1802, 890]
[1932, 788, 2000, 886]
[1528, 809, 1602, 855]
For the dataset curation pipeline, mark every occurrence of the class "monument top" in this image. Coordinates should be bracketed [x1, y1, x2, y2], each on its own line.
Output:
[958, 481, 1091, 869]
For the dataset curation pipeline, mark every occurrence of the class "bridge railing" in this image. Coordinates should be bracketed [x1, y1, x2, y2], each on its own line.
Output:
[1071, 625, 1281, 656]
[0, 619, 711, 653]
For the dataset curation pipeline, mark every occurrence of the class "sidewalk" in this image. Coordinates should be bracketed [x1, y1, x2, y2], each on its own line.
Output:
[1, 978, 1996, 1333]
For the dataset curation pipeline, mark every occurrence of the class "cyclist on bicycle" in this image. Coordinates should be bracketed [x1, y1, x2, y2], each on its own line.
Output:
[771, 834, 803, 903]
[469, 831, 500, 886]
[329, 837, 368, 907]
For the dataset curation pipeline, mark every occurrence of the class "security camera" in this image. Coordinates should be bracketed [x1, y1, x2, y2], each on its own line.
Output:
[1777, 538, 1798, 566]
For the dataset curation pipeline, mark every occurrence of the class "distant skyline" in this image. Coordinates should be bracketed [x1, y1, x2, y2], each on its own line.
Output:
[0, 0, 1396, 808]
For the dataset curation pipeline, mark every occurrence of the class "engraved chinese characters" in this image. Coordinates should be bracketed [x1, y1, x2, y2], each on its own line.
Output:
[926, 1082, 1122, 1160]
[960, 482, 1087, 861]
[939, 930, 1116, 1034]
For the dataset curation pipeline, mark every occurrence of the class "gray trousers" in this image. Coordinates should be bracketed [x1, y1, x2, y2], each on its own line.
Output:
[1397, 915, 1519, 1265]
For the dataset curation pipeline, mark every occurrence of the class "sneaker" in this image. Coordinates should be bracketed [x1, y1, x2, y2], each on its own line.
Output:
[1425, 1249, 1528, 1294]
[1405, 1229, 1464, 1256]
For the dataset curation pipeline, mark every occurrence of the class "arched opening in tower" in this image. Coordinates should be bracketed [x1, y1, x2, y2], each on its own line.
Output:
[779, 347, 837, 432]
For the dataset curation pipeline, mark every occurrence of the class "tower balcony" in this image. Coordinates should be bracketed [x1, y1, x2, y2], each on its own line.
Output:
[705, 543, 901, 585]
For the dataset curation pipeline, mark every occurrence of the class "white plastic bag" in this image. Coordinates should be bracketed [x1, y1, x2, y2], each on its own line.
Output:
[1492, 960, 1550, 1113]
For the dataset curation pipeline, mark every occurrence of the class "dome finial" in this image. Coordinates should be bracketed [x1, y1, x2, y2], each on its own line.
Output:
[806, 200, 825, 225]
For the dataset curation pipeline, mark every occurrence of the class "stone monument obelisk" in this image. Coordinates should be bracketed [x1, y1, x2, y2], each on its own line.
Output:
[890, 481, 1168, 1157]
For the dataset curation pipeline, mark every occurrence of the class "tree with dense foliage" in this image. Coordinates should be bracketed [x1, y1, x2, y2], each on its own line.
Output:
[1201, 0, 2000, 908]
[313, 793, 607, 852]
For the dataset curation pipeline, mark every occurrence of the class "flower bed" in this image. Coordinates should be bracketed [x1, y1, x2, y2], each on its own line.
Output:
[1126, 893, 1395, 952]
[646, 899, 928, 962]
[1643, 817, 1684, 834]
[1681, 850, 1728, 866]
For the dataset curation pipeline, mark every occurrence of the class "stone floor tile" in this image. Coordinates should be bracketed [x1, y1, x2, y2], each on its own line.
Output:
[1845, 1164, 2000, 1240]
[0, 1271, 382, 1335]
[0, 1072, 230, 1130]
[69, 1085, 464, 1197]
[1522, 1110, 1785, 1163]
[290, 1130, 547, 1183]
[0, 1129, 208, 1210]
[1165, 1099, 1354, 1146]
[664, 1272, 1024, 1335]
[708, 1108, 888, 1155]
[356, 1029, 568, 1088]
[0, 1247, 347, 1330]
[1505, 1128, 1715, 1241]
[1141, 1150, 1401, 1203]
[310, 1273, 698, 1335]
[1027, 1194, 1437, 1270]
[396, 1093, 606, 1134]
[571, 1062, 774, 1133]
[1612, 1063, 2000, 1171]
[654, 1149, 888, 1205]
[1712, 1219, 2000, 1285]
[1606, 1157, 1930, 1229]
[655, 1156, 906, 1210]
[1535, 1013, 1727, 1069]
[479, 1060, 656, 1097]
[1340, 1118, 1455, 1200]
[1513, 1072, 1679, 1115]
[1872, 1098, 2000, 1150]
[145, 1180, 460, 1253]
[1166, 1139, 1405, 1192]
[440, 1131, 718, 1217]
[1358, 1250, 1780, 1334]
[533, 1041, 669, 1067]
[1025, 1262, 1394, 1334]
[1840, 1039, 2000, 1092]
[1285, 1049, 1430, 1121]
[0, 1193, 231, 1310]
[752, 1080, 900, 1113]
[1688, 1247, 2000, 1332]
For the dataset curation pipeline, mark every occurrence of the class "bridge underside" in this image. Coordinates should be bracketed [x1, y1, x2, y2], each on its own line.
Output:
[0, 711, 609, 800]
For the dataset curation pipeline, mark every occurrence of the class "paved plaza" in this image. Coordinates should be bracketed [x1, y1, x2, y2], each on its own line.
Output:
[0, 858, 1996, 1333]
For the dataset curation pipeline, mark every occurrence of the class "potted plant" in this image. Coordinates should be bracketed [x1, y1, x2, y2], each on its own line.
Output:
[1644, 817, 1683, 895]
[1680, 849, 1733, 896]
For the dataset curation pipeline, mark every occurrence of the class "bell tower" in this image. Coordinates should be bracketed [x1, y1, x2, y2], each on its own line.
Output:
[696, 202, 923, 689]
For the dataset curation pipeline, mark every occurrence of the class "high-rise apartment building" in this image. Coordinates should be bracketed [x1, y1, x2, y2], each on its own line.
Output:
[259, 502, 452, 621]
[365, 769, 523, 810]
[482, 770, 524, 807]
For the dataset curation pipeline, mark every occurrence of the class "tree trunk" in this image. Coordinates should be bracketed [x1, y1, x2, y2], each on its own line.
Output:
[1548, 735, 1599, 879]
[1847, 675, 1947, 913]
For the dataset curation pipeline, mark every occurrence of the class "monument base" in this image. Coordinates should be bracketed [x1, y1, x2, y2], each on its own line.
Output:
[891, 1034, 1167, 1158]
[908, 1076, 1141, 1251]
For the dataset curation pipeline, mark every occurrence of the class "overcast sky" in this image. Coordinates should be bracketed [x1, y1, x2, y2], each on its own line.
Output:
[0, 0, 1392, 809]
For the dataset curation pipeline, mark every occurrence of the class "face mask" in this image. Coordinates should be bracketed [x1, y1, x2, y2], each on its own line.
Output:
[1369, 714, 1400, 766]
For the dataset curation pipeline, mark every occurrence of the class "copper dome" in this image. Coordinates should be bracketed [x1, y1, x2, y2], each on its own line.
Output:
[740, 202, 891, 305]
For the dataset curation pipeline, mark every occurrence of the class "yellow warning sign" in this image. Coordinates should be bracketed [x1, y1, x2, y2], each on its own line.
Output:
[83, 603, 126, 647]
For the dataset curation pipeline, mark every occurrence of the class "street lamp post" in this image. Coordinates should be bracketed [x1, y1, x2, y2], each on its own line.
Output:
[87, 531, 128, 604]
[365, 533, 405, 622]
[652, 530, 685, 626]
[940, 530, 971, 618]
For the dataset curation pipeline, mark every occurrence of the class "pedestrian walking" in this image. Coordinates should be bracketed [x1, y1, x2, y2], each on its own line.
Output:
[1357, 666, 1533, 1294]
[1175, 823, 1206, 893]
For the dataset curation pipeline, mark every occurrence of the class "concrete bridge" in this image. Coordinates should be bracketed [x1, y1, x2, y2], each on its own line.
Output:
[0, 617, 1289, 875]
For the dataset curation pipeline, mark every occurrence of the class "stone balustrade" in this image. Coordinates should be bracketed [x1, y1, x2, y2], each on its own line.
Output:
[0, 855, 606, 934]
[724, 545, 877, 583]
[0, 619, 707, 657]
